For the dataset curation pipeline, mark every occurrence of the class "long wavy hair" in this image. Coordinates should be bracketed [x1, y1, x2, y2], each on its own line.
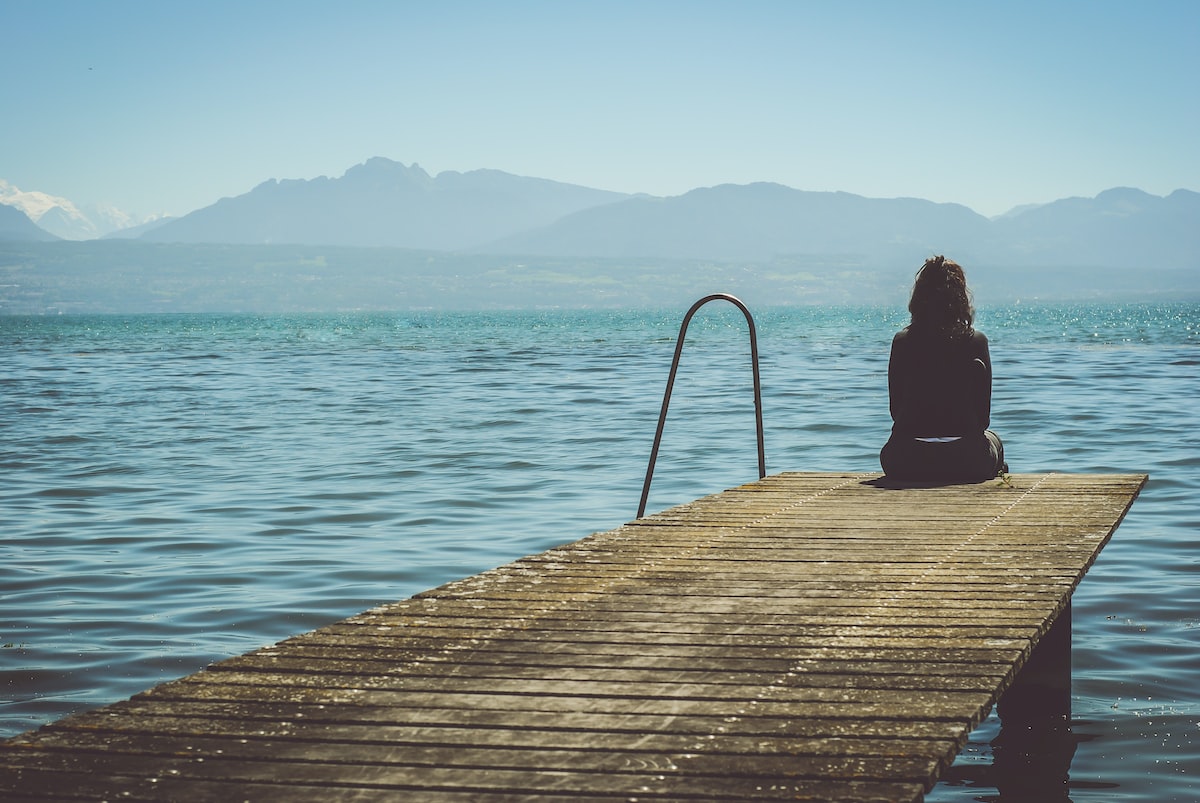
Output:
[908, 255, 974, 339]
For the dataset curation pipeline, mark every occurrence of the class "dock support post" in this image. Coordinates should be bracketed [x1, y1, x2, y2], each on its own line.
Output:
[993, 602, 1076, 799]
[1000, 601, 1072, 725]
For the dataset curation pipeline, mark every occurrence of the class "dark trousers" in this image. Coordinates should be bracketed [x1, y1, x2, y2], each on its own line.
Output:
[880, 430, 1005, 482]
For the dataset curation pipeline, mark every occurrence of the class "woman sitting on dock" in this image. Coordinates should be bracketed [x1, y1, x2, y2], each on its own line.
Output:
[880, 255, 1006, 482]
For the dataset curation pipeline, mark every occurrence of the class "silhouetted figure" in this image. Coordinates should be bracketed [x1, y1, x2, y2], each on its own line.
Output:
[881, 255, 1006, 481]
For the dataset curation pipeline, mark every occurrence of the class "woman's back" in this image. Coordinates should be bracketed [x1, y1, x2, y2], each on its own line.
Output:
[888, 326, 991, 438]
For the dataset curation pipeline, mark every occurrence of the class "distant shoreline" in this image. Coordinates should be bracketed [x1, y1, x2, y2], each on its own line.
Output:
[2, 241, 1195, 315]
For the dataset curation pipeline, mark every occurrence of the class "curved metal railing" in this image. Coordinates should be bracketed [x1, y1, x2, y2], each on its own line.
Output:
[637, 293, 765, 518]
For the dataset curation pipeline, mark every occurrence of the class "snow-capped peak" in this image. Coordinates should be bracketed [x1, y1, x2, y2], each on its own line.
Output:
[0, 179, 152, 240]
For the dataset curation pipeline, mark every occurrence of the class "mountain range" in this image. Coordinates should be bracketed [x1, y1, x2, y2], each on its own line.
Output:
[139, 158, 626, 250]
[492, 184, 1200, 270]
[0, 179, 164, 240]
[3, 158, 1196, 270]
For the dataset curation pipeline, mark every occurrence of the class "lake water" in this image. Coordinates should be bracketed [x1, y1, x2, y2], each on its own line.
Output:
[2, 303, 1196, 800]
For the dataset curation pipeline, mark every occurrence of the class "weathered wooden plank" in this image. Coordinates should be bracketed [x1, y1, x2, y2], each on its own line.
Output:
[54, 698, 973, 740]
[366, 595, 1070, 616]
[193, 667, 1007, 698]
[1, 739, 942, 785]
[318, 619, 1041, 641]
[351, 604, 1048, 624]
[276, 636, 1028, 663]
[0, 764, 926, 803]
[0, 472, 1145, 801]
[22, 719, 959, 759]
[145, 671, 1001, 712]
[219, 647, 1014, 678]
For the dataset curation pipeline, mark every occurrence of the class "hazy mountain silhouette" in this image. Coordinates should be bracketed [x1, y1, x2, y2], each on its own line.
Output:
[0, 203, 58, 242]
[483, 183, 991, 262]
[142, 158, 629, 249]
[986, 187, 1199, 268]
[486, 183, 1198, 269]
[137, 160, 1196, 270]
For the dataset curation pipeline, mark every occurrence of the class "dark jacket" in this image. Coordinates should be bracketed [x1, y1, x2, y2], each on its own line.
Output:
[887, 326, 991, 438]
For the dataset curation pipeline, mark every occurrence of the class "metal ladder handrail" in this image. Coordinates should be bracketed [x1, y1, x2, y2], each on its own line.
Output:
[638, 293, 766, 518]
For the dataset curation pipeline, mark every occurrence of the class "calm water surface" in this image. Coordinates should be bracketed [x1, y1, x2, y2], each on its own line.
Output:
[2, 304, 1197, 800]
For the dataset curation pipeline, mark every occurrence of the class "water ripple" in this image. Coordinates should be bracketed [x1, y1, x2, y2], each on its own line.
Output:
[1, 304, 1197, 800]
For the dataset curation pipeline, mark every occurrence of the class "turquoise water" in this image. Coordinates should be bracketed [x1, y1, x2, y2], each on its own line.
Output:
[1, 303, 1197, 800]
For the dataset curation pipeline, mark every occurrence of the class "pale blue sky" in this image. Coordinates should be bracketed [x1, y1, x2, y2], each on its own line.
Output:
[3, 0, 1197, 218]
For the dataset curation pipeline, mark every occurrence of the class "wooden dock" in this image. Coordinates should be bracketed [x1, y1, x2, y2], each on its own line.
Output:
[0, 472, 1145, 802]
